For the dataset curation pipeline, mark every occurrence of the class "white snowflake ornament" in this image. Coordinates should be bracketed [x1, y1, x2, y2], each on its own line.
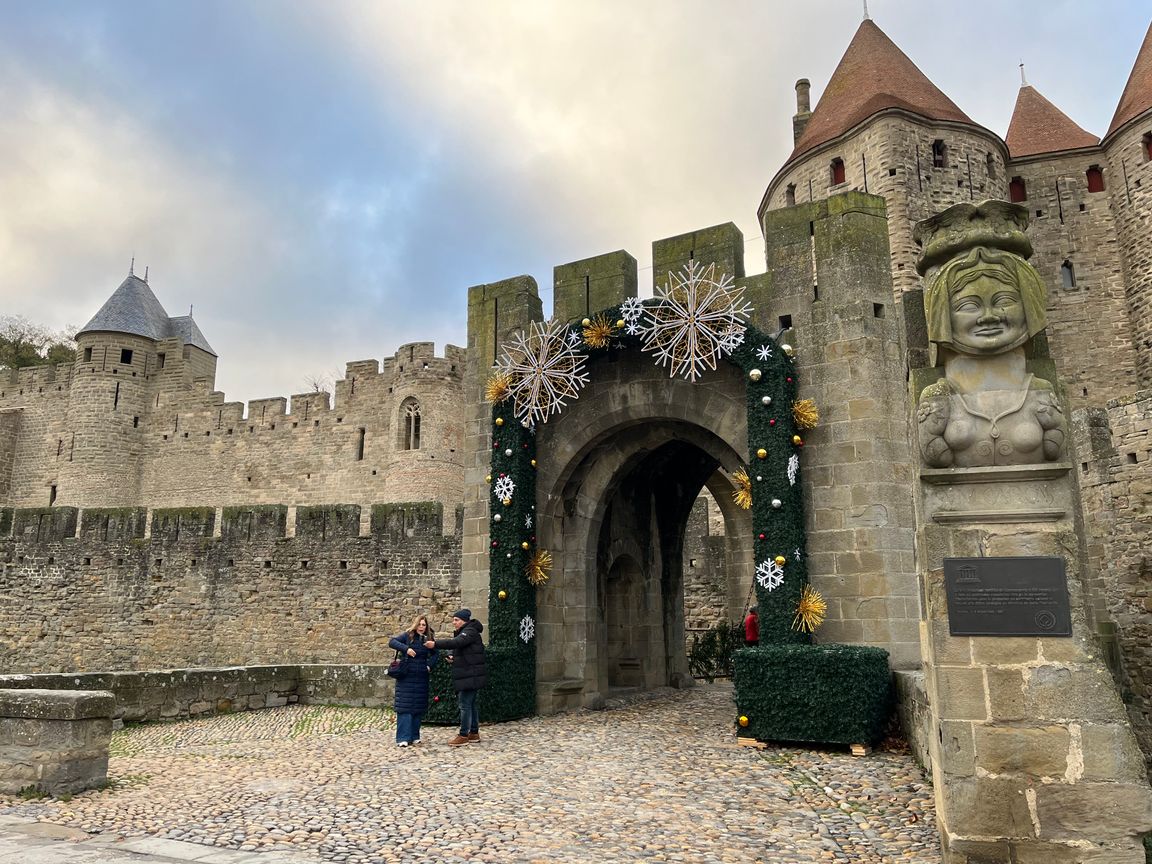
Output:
[621, 296, 645, 323]
[519, 615, 536, 643]
[787, 453, 800, 486]
[497, 318, 591, 424]
[755, 559, 785, 591]
[639, 260, 753, 381]
[492, 475, 516, 502]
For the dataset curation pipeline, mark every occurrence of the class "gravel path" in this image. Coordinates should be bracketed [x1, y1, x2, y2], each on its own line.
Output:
[0, 683, 940, 863]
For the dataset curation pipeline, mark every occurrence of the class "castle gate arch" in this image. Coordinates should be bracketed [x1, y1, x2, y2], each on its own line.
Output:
[533, 350, 752, 713]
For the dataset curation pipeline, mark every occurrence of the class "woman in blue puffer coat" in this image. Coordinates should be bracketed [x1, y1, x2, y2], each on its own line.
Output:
[388, 614, 439, 747]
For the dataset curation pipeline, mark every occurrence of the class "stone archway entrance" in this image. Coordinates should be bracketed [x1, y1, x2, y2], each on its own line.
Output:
[533, 351, 752, 713]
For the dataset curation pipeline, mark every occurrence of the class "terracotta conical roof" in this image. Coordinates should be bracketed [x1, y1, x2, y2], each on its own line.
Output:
[787, 19, 974, 162]
[1107, 21, 1152, 137]
[1005, 85, 1099, 157]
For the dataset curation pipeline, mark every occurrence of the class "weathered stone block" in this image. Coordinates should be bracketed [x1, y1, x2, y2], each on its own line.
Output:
[942, 776, 1035, 839]
[974, 724, 1069, 777]
[1023, 666, 1128, 722]
[935, 668, 987, 720]
[1034, 782, 1152, 840]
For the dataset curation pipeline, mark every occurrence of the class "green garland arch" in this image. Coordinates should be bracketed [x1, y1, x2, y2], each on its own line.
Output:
[427, 300, 814, 723]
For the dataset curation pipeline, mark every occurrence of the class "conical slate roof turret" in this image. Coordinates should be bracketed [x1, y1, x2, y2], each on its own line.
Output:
[1107, 20, 1152, 137]
[77, 270, 216, 356]
[1006, 85, 1099, 157]
[787, 19, 974, 163]
[78, 273, 171, 341]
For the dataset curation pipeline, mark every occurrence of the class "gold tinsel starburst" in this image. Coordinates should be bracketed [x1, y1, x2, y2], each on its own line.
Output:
[486, 373, 512, 403]
[732, 467, 753, 510]
[526, 549, 553, 586]
[792, 399, 820, 430]
[582, 313, 617, 350]
[792, 584, 827, 633]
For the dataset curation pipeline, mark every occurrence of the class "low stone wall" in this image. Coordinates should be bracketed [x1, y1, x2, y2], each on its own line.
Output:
[297, 664, 393, 707]
[894, 670, 931, 775]
[0, 667, 301, 723]
[0, 688, 114, 795]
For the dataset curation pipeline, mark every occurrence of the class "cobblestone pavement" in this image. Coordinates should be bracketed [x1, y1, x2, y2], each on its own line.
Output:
[0, 684, 940, 863]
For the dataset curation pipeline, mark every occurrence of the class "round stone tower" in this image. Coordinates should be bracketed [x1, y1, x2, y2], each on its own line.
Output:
[759, 18, 1009, 299]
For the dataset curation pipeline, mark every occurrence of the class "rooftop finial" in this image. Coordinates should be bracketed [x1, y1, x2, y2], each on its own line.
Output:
[129, 256, 135, 277]
[1019, 61, 1027, 87]
[863, 0, 870, 20]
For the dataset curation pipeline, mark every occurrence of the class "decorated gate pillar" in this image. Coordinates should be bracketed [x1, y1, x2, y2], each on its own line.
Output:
[911, 201, 1152, 862]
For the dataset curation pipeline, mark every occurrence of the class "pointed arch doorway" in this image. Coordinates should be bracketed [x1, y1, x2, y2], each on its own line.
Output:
[533, 351, 752, 713]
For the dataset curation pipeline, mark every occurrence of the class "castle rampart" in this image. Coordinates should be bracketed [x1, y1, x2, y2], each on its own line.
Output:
[0, 340, 466, 531]
[0, 502, 463, 674]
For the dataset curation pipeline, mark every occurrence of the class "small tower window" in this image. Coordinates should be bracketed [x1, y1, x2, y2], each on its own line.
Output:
[120, 348, 133, 365]
[785, 183, 796, 206]
[1009, 176, 1027, 202]
[83, 347, 92, 363]
[830, 157, 846, 186]
[1061, 260, 1076, 289]
[931, 139, 948, 168]
[1086, 165, 1105, 193]
[400, 398, 421, 451]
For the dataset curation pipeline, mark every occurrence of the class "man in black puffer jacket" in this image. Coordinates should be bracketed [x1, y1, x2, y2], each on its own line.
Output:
[426, 609, 487, 746]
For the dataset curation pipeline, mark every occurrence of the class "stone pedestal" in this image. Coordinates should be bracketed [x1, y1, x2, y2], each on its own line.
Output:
[916, 469, 1152, 862]
[0, 689, 115, 796]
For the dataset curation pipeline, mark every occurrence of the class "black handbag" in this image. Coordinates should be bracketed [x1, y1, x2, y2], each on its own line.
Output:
[386, 650, 410, 679]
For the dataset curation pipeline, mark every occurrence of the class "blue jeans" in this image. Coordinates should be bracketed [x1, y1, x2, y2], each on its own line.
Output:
[396, 712, 423, 744]
[457, 689, 479, 736]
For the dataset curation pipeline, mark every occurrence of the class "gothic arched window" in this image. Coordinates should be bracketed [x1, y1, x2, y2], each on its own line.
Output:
[400, 398, 421, 450]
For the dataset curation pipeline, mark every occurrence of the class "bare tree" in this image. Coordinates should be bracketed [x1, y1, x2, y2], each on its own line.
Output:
[303, 369, 342, 394]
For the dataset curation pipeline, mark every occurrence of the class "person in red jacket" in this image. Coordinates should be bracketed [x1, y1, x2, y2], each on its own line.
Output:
[743, 606, 759, 647]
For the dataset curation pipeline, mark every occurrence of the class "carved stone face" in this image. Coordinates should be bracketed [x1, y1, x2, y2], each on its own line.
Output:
[948, 274, 1028, 354]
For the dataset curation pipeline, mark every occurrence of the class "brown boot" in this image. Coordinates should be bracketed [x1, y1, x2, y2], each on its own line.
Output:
[447, 734, 471, 746]
[467, 732, 480, 743]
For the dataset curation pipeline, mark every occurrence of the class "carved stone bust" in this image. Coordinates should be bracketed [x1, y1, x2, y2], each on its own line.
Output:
[913, 201, 1066, 469]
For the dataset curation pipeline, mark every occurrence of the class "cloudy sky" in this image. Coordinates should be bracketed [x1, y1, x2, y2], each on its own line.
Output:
[1, 1, 1147, 403]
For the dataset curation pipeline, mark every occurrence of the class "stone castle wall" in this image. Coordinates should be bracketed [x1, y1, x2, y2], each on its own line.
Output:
[0, 502, 462, 674]
[1104, 121, 1152, 387]
[0, 342, 466, 526]
[1009, 150, 1140, 409]
[1075, 391, 1152, 765]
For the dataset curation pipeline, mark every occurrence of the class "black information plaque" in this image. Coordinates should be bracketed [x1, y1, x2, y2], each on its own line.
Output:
[943, 557, 1072, 637]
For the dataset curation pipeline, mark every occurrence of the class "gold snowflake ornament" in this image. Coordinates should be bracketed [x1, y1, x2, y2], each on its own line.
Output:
[792, 399, 820, 430]
[792, 584, 827, 633]
[732, 467, 753, 510]
[526, 549, 553, 586]
[582, 314, 617, 349]
[496, 319, 591, 424]
[639, 260, 752, 381]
